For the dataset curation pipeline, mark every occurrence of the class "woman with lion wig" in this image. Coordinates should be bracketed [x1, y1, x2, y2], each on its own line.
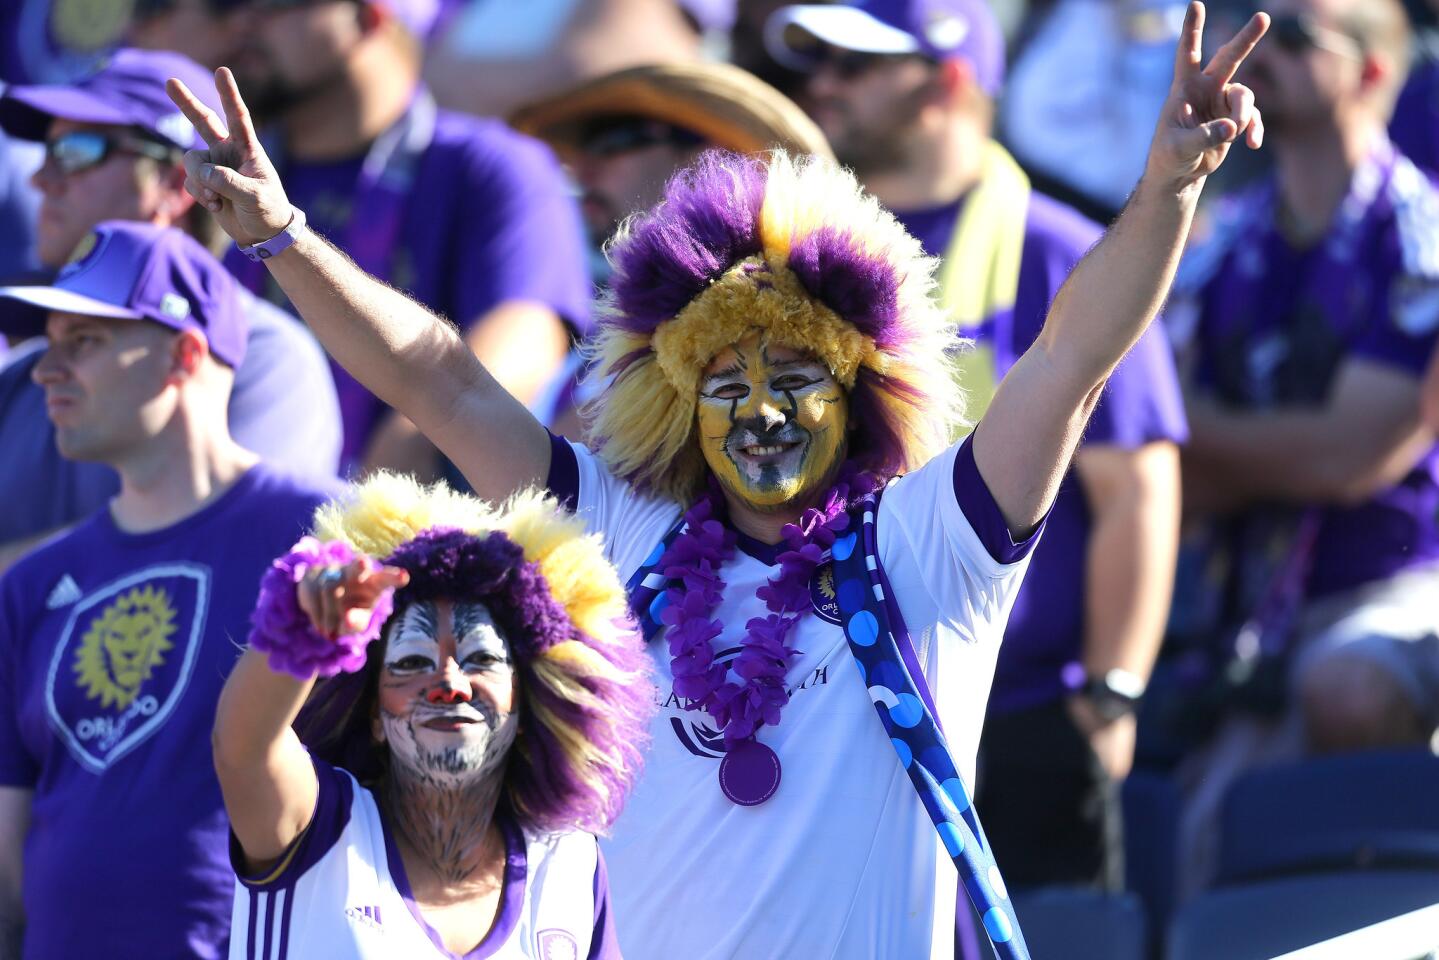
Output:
[211, 474, 651, 959]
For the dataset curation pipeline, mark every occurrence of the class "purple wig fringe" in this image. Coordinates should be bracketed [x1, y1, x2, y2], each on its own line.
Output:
[294, 527, 652, 835]
[608, 151, 767, 335]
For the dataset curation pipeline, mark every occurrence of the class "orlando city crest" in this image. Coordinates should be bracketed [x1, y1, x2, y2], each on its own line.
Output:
[45, 565, 210, 772]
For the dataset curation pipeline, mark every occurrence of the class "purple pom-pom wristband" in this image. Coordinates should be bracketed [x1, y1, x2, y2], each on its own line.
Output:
[248, 537, 395, 680]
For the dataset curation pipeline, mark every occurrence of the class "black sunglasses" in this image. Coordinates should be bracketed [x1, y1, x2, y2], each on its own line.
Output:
[577, 119, 704, 158]
[1267, 13, 1364, 59]
[42, 130, 177, 177]
[802, 44, 932, 80]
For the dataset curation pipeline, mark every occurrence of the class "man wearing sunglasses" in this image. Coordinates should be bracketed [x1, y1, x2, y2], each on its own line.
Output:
[510, 60, 833, 437]
[1171, 0, 1439, 894]
[767, 0, 1187, 897]
[221, 0, 592, 484]
[0, 47, 342, 573]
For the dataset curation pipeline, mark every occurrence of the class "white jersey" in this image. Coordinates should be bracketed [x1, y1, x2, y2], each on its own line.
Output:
[230, 759, 615, 959]
[552, 436, 1037, 959]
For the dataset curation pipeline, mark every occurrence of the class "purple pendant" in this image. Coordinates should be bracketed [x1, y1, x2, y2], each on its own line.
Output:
[718, 739, 781, 806]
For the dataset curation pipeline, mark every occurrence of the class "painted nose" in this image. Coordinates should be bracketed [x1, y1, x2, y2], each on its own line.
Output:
[758, 402, 786, 431]
[426, 682, 470, 705]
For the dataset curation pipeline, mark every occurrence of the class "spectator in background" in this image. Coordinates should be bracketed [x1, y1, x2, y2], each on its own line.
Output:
[126, 0, 245, 71]
[1390, 0, 1439, 175]
[0, 221, 340, 960]
[1424, 343, 1439, 431]
[225, 0, 592, 481]
[1000, 0, 1189, 220]
[510, 59, 831, 436]
[1170, 0, 1439, 896]
[0, 49, 341, 574]
[731, 0, 811, 98]
[0, 130, 42, 285]
[425, 0, 727, 119]
[768, 0, 1187, 893]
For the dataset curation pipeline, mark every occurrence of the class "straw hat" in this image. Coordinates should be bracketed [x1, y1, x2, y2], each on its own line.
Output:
[510, 60, 832, 161]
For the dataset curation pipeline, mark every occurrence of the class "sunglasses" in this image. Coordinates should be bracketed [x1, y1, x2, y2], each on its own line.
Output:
[801, 44, 932, 80]
[1267, 13, 1364, 60]
[42, 130, 177, 177]
[577, 119, 704, 158]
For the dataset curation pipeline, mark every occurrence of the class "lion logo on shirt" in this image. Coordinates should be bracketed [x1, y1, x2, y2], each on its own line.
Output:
[73, 584, 177, 710]
[46, 565, 210, 772]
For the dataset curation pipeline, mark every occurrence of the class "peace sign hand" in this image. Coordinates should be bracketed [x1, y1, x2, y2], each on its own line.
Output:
[1146, 2, 1269, 193]
[166, 68, 293, 247]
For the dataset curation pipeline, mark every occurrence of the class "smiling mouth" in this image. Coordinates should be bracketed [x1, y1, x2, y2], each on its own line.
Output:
[741, 442, 797, 456]
[421, 715, 479, 732]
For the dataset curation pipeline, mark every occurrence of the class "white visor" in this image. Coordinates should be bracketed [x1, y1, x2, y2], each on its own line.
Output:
[765, 5, 920, 71]
[0, 285, 142, 321]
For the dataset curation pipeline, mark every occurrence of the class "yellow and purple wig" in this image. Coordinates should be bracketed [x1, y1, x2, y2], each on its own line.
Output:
[293, 473, 653, 835]
[589, 149, 964, 503]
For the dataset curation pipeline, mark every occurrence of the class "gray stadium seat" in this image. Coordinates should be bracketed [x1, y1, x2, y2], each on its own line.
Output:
[1167, 870, 1439, 960]
[1011, 889, 1146, 960]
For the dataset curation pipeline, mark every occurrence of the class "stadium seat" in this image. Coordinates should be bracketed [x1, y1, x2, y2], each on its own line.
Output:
[1216, 749, 1439, 885]
[1011, 889, 1147, 960]
[1167, 870, 1439, 960]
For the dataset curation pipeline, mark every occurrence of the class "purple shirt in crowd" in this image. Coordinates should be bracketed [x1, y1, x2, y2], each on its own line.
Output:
[0, 288, 342, 546]
[0, 465, 340, 959]
[1174, 141, 1439, 602]
[1391, 50, 1439, 179]
[898, 191, 1189, 714]
[228, 94, 592, 471]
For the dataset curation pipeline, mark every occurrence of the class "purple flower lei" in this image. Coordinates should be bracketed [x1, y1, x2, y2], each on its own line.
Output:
[660, 466, 880, 748]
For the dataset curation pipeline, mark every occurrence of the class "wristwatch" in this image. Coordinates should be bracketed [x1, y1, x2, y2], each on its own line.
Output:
[237, 206, 307, 262]
[1077, 668, 1146, 722]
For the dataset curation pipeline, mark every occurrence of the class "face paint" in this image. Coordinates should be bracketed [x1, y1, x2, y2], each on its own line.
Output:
[697, 331, 849, 512]
[378, 600, 519, 787]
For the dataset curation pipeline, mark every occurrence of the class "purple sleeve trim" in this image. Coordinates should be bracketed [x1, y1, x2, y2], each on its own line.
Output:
[588, 843, 621, 959]
[951, 436, 1047, 565]
[232, 756, 353, 889]
[546, 430, 579, 511]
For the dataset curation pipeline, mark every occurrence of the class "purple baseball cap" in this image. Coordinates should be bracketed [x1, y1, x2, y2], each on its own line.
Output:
[0, 48, 221, 150]
[765, 0, 1005, 94]
[0, 221, 248, 368]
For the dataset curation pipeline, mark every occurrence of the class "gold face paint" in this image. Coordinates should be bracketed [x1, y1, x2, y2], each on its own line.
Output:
[697, 331, 849, 512]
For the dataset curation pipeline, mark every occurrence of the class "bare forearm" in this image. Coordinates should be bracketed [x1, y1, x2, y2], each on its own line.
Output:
[263, 230, 483, 431]
[262, 231, 550, 498]
[212, 649, 313, 773]
[1042, 177, 1198, 391]
[1188, 403, 1431, 506]
[1079, 448, 1181, 680]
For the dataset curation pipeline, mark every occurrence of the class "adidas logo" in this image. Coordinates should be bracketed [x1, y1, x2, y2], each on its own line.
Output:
[344, 905, 384, 931]
[47, 575, 81, 609]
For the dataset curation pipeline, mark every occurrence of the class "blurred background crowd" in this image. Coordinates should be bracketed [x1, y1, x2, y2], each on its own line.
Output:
[0, 0, 1437, 957]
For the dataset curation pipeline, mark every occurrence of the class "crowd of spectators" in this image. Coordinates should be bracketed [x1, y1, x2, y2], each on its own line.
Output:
[0, 0, 1435, 956]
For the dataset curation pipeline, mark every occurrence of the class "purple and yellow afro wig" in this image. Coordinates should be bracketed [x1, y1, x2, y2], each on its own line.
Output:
[296, 473, 653, 835]
[589, 149, 964, 503]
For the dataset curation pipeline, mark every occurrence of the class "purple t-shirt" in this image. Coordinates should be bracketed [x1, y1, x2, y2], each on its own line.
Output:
[227, 97, 593, 471]
[0, 288, 342, 546]
[0, 465, 339, 960]
[1174, 143, 1439, 601]
[898, 191, 1189, 714]
[1391, 53, 1439, 179]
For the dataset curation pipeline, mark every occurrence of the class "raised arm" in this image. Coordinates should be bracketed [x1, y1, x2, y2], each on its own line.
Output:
[974, 2, 1268, 534]
[165, 70, 551, 503]
[213, 556, 406, 872]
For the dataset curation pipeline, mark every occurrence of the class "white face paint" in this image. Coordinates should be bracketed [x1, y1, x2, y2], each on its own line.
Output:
[377, 600, 520, 788]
